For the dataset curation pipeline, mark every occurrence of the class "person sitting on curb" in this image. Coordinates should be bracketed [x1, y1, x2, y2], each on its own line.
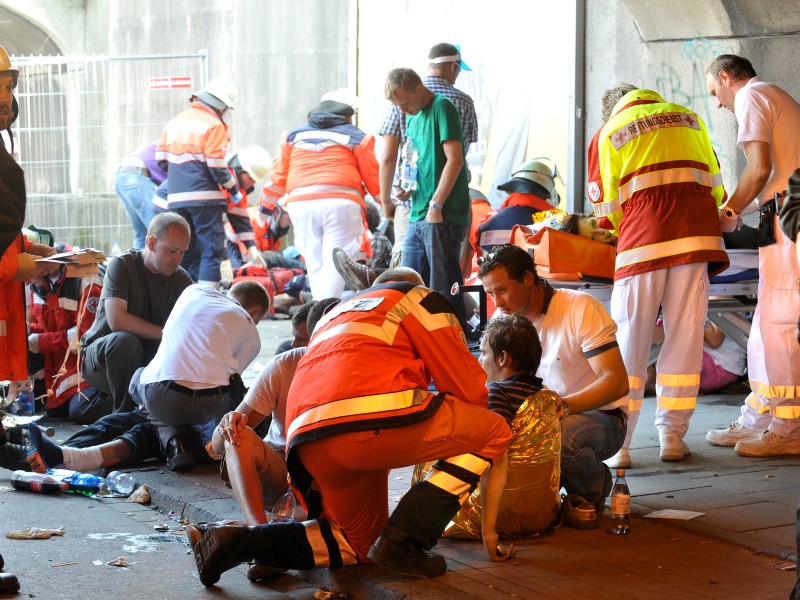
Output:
[477, 313, 555, 561]
[186, 266, 511, 586]
[26, 281, 269, 474]
[79, 212, 193, 414]
[477, 244, 628, 527]
[211, 298, 338, 582]
[129, 281, 268, 471]
[12, 302, 323, 481]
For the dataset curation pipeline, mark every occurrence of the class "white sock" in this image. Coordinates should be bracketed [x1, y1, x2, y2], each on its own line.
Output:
[61, 447, 104, 472]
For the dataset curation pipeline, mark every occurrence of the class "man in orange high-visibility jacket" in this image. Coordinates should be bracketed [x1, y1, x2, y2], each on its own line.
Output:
[589, 85, 729, 466]
[157, 78, 238, 288]
[261, 96, 380, 299]
[187, 268, 512, 585]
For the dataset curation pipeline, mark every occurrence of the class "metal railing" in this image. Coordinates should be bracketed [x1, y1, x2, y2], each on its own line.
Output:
[10, 52, 208, 253]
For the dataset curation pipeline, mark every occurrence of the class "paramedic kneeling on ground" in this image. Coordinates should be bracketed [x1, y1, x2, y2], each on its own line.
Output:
[187, 267, 511, 585]
[478, 244, 629, 524]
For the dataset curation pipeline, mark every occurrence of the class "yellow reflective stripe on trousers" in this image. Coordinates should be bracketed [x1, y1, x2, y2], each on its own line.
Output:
[772, 405, 800, 419]
[627, 398, 643, 413]
[750, 380, 800, 400]
[616, 236, 725, 270]
[329, 522, 359, 566]
[427, 470, 472, 502]
[657, 373, 701, 387]
[441, 453, 492, 475]
[628, 375, 645, 391]
[657, 396, 696, 410]
[427, 454, 492, 499]
[287, 388, 431, 440]
[618, 168, 723, 204]
[745, 391, 771, 414]
[302, 521, 331, 567]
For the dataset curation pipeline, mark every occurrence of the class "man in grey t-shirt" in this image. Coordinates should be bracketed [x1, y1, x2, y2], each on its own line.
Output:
[80, 212, 192, 413]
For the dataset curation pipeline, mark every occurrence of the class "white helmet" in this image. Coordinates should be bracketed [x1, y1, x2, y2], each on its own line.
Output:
[193, 77, 237, 111]
[0, 45, 19, 88]
[498, 157, 562, 201]
[235, 145, 272, 181]
[321, 87, 358, 109]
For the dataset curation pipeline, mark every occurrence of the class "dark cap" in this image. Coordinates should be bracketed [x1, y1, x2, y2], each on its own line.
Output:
[309, 100, 355, 118]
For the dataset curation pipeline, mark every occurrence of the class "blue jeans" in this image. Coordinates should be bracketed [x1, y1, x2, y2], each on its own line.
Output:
[560, 409, 627, 506]
[175, 205, 226, 283]
[114, 171, 156, 249]
[401, 220, 467, 326]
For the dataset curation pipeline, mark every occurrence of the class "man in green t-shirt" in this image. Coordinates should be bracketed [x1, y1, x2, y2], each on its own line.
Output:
[384, 67, 470, 327]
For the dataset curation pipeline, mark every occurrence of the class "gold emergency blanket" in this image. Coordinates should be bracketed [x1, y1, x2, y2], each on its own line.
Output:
[432, 389, 561, 539]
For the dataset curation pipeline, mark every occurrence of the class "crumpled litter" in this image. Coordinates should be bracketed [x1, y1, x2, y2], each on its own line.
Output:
[126, 484, 150, 504]
[315, 590, 349, 599]
[6, 526, 65, 539]
[107, 556, 128, 567]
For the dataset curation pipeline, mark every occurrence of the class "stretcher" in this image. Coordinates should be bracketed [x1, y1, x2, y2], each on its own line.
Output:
[548, 249, 759, 354]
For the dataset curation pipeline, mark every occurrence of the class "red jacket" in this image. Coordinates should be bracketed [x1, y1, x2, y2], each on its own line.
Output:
[0, 233, 29, 381]
[286, 282, 487, 451]
[29, 270, 103, 408]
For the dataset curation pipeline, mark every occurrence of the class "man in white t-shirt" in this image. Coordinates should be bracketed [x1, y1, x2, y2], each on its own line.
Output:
[478, 244, 629, 521]
[131, 281, 269, 470]
[705, 54, 800, 457]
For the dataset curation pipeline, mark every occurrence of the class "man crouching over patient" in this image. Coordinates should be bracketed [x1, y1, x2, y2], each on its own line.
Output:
[186, 266, 511, 585]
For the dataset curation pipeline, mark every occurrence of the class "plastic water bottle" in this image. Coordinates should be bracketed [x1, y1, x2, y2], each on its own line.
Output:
[270, 489, 298, 522]
[16, 381, 34, 416]
[10, 471, 68, 494]
[110, 240, 122, 256]
[106, 471, 137, 495]
[400, 137, 418, 192]
[46, 468, 107, 496]
[610, 468, 631, 535]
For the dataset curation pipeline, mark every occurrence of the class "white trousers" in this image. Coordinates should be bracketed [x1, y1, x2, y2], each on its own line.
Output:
[740, 217, 800, 438]
[286, 198, 364, 299]
[612, 262, 709, 442]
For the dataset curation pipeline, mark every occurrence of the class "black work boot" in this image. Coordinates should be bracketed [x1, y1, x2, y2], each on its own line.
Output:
[187, 523, 264, 586]
[367, 523, 447, 578]
[0, 442, 29, 471]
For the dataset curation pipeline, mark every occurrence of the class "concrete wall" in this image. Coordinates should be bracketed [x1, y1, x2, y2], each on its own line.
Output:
[2, 0, 351, 158]
[5, 0, 800, 208]
[585, 0, 800, 198]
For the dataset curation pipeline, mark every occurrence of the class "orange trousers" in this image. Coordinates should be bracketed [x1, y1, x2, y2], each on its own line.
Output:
[297, 395, 511, 561]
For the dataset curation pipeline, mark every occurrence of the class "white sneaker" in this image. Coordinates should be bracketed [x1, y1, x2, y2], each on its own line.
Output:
[604, 448, 631, 469]
[706, 421, 759, 447]
[734, 430, 800, 457]
[659, 428, 690, 462]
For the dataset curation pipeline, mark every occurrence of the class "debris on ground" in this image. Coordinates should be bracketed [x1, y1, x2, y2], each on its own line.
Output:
[6, 526, 65, 539]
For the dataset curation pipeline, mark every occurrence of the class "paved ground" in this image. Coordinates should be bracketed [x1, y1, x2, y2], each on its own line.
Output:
[5, 316, 798, 599]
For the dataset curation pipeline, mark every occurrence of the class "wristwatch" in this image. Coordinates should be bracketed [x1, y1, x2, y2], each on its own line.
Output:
[722, 205, 739, 218]
[431, 202, 443, 210]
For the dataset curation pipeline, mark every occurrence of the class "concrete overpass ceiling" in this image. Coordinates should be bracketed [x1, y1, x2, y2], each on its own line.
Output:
[620, 0, 800, 41]
[0, 5, 62, 55]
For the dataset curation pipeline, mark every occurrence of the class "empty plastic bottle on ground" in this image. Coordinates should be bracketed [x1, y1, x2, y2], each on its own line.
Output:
[610, 468, 631, 535]
[106, 470, 136, 495]
[46, 468, 107, 496]
[400, 137, 418, 192]
[10, 471, 68, 494]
